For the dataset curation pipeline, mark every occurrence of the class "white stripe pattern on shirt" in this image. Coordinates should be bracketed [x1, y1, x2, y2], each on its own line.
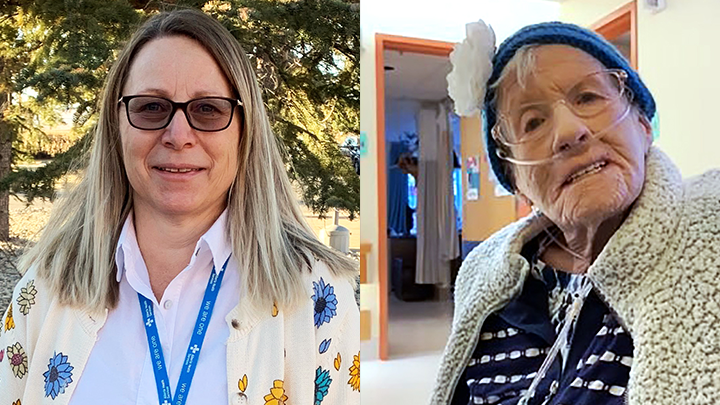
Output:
[467, 347, 549, 367]
[569, 377, 626, 396]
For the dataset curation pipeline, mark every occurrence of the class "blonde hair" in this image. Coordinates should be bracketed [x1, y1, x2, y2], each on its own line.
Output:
[20, 9, 357, 311]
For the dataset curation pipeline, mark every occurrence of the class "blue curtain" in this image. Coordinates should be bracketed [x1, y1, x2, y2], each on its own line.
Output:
[387, 141, 409, 236]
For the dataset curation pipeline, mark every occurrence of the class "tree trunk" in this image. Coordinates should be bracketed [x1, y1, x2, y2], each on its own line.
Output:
[0, 91, 11, 241]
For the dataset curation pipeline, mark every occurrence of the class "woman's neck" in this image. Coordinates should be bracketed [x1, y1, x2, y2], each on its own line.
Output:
[132, 203, 225, 301]
[539, 212, 625, 274]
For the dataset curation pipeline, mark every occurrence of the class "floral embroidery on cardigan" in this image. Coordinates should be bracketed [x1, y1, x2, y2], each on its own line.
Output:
[236, 374, 248, 403]
[238, 374, 248, 392]
[348, 352, 360, 391]
[43, 352, 74, 399]
[272, 302, 279, 317]
[5, 303, 15, 331]
[311, 277, 337, 328]
[319, 338, 332, 354]
[263, 379, 288, 405]
[12, 400, 21, 405]
[314, 366, 332, 405]
[17, 280, 37, 316]
[334, 353, 342, 371]
[6, 342, 28, 379]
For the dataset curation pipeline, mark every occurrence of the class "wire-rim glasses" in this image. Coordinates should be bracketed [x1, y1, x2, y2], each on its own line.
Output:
[118, 95, 243, 132]
[491, 69, 632, 165]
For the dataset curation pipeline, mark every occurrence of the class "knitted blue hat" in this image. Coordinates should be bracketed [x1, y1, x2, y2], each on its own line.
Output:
[484, 21, 656, 193]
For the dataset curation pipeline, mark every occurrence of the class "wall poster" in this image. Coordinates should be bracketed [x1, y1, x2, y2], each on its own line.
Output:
[466, 156, 480, 201]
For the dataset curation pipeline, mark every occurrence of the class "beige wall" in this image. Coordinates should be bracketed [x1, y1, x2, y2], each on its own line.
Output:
[560, 0, 630, 27]
[561, 0, 720, 178]
[460, 116, 516, 242]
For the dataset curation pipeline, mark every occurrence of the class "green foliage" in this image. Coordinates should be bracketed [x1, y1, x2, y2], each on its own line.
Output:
[0, 0, 359, 218]
[0, 131, 90, 202]
[207, 0, 360, 218]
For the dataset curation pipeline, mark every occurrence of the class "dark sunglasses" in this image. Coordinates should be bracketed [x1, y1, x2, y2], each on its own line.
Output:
[118, 95, 243, 132]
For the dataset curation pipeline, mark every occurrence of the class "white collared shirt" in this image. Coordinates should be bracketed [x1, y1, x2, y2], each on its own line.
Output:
[69, 210, 240, 404]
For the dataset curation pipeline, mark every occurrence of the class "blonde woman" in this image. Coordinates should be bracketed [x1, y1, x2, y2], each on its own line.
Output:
[0, 9, 359, 405]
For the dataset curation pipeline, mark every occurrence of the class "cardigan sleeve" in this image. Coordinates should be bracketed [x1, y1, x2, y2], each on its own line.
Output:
[310, 261, 360, 405]
[0, 268, 38, 403]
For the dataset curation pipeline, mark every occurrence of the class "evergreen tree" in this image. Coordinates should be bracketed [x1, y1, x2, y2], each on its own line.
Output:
[0, 0, 141, 240]
[0, 0, 359, 242]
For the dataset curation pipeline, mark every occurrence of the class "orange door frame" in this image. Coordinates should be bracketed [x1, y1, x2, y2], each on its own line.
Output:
[591, 0, 638, 70]
[375, 33, 454, 360]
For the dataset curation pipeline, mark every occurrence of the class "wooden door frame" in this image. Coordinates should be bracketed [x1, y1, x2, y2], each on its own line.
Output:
[590, 0, 638, 69]
[375, 33, 454, 360]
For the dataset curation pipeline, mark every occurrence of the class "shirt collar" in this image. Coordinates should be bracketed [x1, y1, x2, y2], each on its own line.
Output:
[195, 209, 232, 273]
[115, 212, 137, 283]
[115, 209, 232, 283]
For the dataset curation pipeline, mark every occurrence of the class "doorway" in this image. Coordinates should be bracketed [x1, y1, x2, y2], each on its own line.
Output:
[374, 34, 457, 361]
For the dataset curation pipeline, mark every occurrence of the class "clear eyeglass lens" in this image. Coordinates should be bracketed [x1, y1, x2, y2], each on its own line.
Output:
[494, 70, 628, 163]
[127, 97, 234, 130]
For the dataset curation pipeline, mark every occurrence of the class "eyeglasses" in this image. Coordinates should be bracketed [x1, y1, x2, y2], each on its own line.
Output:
[118, 95, 243, 132]
[492, 69, 632, 165]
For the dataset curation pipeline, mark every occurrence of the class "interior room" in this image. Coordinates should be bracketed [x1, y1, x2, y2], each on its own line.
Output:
[361, 0, 720, 403]
[383, 47, 460, 357]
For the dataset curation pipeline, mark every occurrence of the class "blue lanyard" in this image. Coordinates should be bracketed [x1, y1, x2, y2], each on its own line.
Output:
[138, 254, 231, 405]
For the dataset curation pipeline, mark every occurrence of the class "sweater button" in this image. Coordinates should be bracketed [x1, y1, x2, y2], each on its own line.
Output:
[233, 393, 248, 404]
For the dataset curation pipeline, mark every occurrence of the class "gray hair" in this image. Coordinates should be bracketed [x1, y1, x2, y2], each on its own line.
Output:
[486, 44, 540, 191]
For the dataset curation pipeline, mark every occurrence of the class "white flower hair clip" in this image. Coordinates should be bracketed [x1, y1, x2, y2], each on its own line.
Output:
[447, 20, 496, 117]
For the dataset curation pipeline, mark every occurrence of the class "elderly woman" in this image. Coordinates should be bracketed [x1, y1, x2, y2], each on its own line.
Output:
[0, 9, 359, 405]
[433, 21, 720, 405]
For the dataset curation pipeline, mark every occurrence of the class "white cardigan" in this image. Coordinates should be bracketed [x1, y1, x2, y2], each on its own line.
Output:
[0, 257, 359, 404]
[432, 147, 720, 405]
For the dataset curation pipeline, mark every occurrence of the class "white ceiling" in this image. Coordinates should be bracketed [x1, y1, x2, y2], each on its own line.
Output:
[383, 49, 452, 102]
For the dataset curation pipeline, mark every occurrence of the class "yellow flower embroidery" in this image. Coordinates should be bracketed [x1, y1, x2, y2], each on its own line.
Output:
[272, 302, 279, 317]
[236, 374, 249, 404]
[238, 374, 248, 392]
[334, 353, 342, 371]
[348, 352, 360, 391]
[13, 400, 21, 405]
[263, 379, 288, 405]
[5, 303, 15, 331]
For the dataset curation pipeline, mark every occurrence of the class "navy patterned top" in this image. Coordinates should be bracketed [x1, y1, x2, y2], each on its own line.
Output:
[450, 237, 634, 405]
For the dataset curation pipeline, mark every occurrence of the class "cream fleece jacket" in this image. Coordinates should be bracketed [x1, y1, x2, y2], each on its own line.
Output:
[432, 147, 720, 405]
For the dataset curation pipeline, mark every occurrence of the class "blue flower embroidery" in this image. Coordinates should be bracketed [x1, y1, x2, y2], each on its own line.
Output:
[314, 366, 332, 405]
[311, 278, 338, 328]
[43, 352, 74, 399]
[319, 338, 332, 354]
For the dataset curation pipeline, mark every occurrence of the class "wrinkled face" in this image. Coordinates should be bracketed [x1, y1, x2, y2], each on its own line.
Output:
[120, 35, 240, 219]
[498, 45, 652, 229]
